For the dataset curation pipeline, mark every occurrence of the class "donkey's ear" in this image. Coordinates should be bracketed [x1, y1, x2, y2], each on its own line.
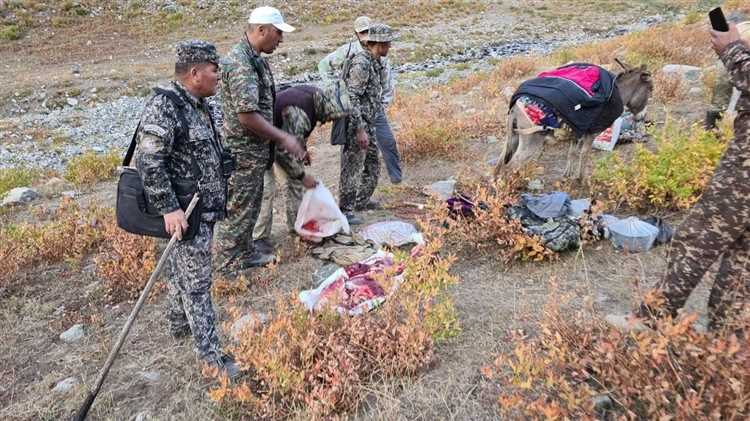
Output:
[614, 58, 630, 71]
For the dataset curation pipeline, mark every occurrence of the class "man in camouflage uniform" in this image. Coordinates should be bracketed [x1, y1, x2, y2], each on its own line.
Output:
[339, 23, 397, 225]
[320, 16, 403, 186]
[253, 81, 352, 246]
[215, 6, 305, 273]
[609, 24, 750, 332]
[134, 40, 238, 377]
[706, 20, 750, 128]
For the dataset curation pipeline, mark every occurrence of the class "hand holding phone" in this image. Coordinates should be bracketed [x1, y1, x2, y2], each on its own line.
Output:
[709, 7, 729, 32]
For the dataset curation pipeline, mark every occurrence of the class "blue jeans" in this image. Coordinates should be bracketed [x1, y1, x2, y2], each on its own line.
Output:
[374, 110, 402, 184]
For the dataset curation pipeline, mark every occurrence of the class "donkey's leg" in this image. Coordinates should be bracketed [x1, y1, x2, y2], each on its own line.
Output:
[508, 131, 545, 170]
[494, 107, 520, 179]
[575, 134, 595, 182]
[563, 136, 578, 178]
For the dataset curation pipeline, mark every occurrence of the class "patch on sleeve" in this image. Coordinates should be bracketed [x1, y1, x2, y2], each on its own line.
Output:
[142, 124, 167, 137]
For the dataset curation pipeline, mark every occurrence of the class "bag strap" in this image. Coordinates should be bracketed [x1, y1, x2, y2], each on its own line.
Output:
[122, 122, 140, 167]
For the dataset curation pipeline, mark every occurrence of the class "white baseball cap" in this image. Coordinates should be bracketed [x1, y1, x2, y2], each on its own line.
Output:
[248, 6, 295, 33]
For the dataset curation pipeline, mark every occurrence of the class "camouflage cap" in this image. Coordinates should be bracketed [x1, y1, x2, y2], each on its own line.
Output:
[175, 40, 220, 65]
[366, 23, 397, 43]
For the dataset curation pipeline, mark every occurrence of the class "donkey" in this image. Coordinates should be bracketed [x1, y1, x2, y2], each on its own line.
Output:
[494, 59, 653, 181]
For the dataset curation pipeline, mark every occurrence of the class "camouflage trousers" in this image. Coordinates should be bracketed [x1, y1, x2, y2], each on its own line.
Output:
[215, 145, 270, 271]
[339, 126, 380, 212]
[638, 112, 750, 330]
[167, 220, 223, 363]
[253, 164, 304, 240]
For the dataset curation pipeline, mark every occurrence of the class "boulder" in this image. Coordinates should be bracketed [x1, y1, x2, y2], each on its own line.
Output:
[60, 324, 85, 343]
[1, 187, 40, 207]
[425, 179, 456, 201]
[661, 64, 702, 82]
[52, 377, 78, 394]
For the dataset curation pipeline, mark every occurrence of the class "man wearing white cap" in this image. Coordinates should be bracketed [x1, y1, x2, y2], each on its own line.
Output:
[215, 6, 305, 274]
[319, 16, 403, 187]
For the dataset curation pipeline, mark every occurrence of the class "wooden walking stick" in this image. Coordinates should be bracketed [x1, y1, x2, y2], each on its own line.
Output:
[73, 194, 200, 421]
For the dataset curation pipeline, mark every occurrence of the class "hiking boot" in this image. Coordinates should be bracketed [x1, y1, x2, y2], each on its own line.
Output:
[344, 212, 363, 225]
[206, 355, 241, 381]
[238, 250, 276, 268]
[254, 239, 274, 254]
[604, 313, 650, 332]
[355, 200, 381, 211]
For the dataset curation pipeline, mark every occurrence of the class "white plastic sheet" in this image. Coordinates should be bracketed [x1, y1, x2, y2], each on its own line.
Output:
[294, 183, 350, 242]
[359, 221, 424, 247]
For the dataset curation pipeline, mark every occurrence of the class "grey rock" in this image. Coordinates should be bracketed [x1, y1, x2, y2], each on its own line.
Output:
[91, 146, 106, 153]
[661, 64, 702, 82]
[502, 86, 515, 100]
[1, 187, 40, 207]
[52, 377, 78, 394]
[486, 135, 499, 144]
[592, 394, 613, 412]
[133, 411, 150, 421]
[60, 324, 85, 343]
[61, 190, 77, 199]
[66, 98, 79, 107]
[230, 313, 269, 340]
[426, 179, 456, 201]
[141, 371, 160, 382]
[487, 157, 500, 166]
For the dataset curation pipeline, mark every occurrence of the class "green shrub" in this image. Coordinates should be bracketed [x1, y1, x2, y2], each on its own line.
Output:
[0, 25, 22, 41]
[593, 119, 732, 210]
[64, 151, 120, 186]
[0, 167, 43, 197]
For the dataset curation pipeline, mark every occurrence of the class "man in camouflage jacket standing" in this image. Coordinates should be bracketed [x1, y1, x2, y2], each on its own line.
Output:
[134, 40, 238, 377]
[215, 6, 305, 273]
[609, 24, 750, 332]
[319, 16, 403, 185]
[339, 23, 397, 225]
[253, 81, 352, 247]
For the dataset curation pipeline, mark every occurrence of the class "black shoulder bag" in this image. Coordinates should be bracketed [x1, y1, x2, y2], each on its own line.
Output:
[116, 88, 203, 240]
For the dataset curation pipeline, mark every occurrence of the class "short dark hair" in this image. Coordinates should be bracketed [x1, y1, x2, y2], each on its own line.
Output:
[175, 61, 214, 76]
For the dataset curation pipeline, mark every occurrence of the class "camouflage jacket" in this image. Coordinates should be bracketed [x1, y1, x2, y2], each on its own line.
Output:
[318, 39, 395, 106]
[275, 106, 311, 180]
[721, 40, 750, 112]
[219, 38, 276, 162]
[343, 49, 383, 131]
[135, 81, 226, 219]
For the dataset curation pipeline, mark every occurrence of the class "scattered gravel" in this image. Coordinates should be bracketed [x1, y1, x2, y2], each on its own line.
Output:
[0, 15, 669, 172]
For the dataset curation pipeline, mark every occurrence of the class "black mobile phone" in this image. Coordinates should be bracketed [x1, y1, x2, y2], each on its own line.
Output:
[709, 7, 729, 32]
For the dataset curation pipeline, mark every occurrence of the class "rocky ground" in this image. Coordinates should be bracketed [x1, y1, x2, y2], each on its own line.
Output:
[0, 1, 726, 420]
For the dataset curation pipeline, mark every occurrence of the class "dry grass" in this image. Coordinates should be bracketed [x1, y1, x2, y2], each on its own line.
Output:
[64, 151, 120, 187]
[483, 283, 750, 419]
[0, 198, 109, 284]
[208, 233, 458, 418]
[554, 21, 713, 69]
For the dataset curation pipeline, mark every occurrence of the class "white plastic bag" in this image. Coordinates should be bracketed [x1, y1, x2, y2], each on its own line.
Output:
[294, 183, 350, 242]
[593, 116, 623, 151]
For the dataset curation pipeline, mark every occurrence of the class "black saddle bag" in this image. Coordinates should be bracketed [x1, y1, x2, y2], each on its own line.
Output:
[116, 89, 202, 240]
